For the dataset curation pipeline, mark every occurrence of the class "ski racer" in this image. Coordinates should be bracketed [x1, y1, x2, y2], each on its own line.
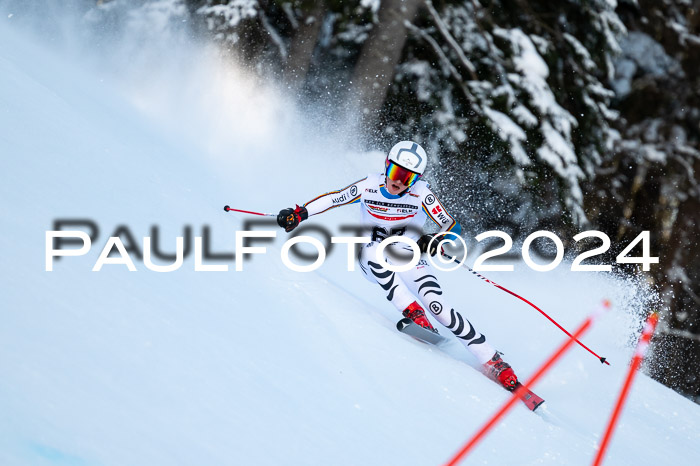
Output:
[276, 141, 519, 391]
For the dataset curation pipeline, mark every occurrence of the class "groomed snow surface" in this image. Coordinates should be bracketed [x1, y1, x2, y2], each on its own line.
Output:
[1, 16, 700, 466]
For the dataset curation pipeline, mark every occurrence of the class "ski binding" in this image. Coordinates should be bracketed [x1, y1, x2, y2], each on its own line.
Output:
[397, 317, 448, 346]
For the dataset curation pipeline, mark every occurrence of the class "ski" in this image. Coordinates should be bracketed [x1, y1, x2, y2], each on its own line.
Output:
[397, 319, 545, 411]
[396, 317, 448, 346]
[512, 382, 545, 411]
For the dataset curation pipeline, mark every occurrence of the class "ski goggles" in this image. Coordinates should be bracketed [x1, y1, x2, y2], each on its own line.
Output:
[385, 161, 421, 187]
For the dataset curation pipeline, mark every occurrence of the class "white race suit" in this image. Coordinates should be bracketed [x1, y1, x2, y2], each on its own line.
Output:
[301, 173, 496, 364]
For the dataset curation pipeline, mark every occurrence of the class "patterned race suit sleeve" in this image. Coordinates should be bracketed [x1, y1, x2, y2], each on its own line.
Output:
[421, 187, 462, 236]
[302, 177, 369, 216]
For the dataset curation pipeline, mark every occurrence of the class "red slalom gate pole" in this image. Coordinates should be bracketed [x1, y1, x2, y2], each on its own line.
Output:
[591, 312, 659, 466]
[223, 205, 277, 217]
[444, 253, 610, 366]
[445, 300, 611, 466]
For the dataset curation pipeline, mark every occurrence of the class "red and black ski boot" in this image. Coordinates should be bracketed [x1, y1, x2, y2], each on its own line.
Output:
[402, 301, 437, 333]
[483, 351, 518, 391]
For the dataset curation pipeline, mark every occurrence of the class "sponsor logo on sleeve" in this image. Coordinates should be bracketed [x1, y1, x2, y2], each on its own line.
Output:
[332, 193, 348, 204]
[350, 185, 358, 197]
[425, 194, 436, 205]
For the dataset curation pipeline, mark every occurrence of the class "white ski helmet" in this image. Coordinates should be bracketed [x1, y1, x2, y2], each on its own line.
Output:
[385, 141, 427, 186]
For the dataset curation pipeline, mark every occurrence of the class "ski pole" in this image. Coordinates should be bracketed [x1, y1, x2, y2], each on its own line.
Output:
[445, 300, 611, 466]
[223, 205, 277, 217]
[592, 312, 659, 466]
[443, 252, 610, 365]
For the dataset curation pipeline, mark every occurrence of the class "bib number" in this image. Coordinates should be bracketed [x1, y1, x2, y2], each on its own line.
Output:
[371, 226, 406, 243]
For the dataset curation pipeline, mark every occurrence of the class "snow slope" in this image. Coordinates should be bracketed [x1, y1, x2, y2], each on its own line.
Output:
[1, 15, 699, 466]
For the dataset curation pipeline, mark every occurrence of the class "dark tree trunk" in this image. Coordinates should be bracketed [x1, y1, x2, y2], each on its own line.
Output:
[648, 183, 700, 402]
[282, 1, 327, 93]
[349, 0, 422, 132]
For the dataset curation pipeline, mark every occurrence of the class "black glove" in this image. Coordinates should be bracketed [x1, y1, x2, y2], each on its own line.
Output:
[277, 205, 308, 232]
[417, 233, 440, 256]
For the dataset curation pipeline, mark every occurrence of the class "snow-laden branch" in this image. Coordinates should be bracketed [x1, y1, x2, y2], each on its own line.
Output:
[658, 324, 700, 343]
[404, 20, 479, 109]
[671, 154, 699, 191]
[423, 0, 478, 81]
[259, 10, 287, 60]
